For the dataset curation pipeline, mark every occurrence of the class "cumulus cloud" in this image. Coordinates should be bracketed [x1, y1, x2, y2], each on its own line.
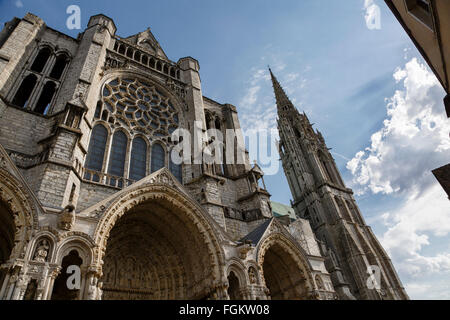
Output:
[347, 58, 449, 197]
[348, 57, 450, 299]
[380, 184, 450, 275]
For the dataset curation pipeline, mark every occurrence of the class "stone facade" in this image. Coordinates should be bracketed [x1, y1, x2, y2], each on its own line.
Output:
[270, 69, 409, 300]
[0, 13, 336, 300]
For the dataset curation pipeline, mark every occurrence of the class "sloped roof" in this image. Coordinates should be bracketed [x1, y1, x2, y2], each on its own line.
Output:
[239, 219, 272, 245]
[271, 201, 296, 221]
[432, 163, 450, 198]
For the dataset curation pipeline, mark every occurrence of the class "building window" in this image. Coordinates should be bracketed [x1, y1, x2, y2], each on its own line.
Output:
[129, 137, 147, 181]
[108, 131, 128, 177]
[94, 101, 102, 119]
[34, 81, 57, 115]
[151, 143, 165, 173]
[85, 124, 108, 172]
[50, 53, 69, 80]
[30, 47, 52, 73]
[11, 74, 37, 108]
[83, 77, 182, 188]
[10, 45, 71, 114]
[405, 0, 434, 30]
[169, 149, 182, 182]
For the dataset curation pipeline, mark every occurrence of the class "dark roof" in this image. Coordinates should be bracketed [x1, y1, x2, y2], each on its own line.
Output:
[239, 219, 272, 245]
[432, 163, 450, 198]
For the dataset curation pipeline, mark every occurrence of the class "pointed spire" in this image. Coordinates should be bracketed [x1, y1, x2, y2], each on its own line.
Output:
[269, 67, 296, 115]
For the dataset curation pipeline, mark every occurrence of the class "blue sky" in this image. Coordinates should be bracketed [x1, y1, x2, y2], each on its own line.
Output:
[1, 0, 449, 299]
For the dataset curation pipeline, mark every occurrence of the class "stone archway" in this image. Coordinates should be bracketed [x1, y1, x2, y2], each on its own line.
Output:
[227, 271, 242, 300]
[94, 184, 226, 300]
[258, 234, 314, 300]
[0, 164, 40, 300]
[51, 250, 83, 300]
[0, 200, 15, 287]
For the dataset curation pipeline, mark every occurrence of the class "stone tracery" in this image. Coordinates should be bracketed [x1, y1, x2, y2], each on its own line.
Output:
[99, 77, 180, 141]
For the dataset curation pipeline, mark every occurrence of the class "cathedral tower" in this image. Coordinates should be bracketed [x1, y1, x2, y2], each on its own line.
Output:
[270, 69, 409, 300]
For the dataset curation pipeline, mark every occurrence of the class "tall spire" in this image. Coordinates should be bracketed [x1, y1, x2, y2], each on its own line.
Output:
[269, 68, 296, 115]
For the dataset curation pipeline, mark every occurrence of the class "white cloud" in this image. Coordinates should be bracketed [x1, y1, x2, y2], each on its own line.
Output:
[347, 58, 449, 196]
[348, 57, 450, 299]
[14, 0, 23, 8]
[380, 184, 450, 274]
[377, 183, 450, 299]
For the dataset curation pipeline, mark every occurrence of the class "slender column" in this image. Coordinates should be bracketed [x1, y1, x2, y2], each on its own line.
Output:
[0, 272, 11, 299]
[44, 267, 61, 300]
[12, 275, 28, 300]
[85, 271, 102, 300]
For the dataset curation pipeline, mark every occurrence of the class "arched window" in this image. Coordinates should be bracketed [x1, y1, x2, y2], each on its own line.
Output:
[11, 45, 70, 115]
[126, 48, 133, 58]
[118, 44, 125, 55]
[12, 74, 37, 107]
[108, 131, 128, 177]
[50, 53, 69, 80]
[85, 125, 108, 172]
[205, 113, 212, 130]
[129, 137, 147, 181]
[150, 58, 155, 68]
[34, 81, 56, 114]
[156, 61, 162, 71]
[169, 149, 182, 182]
[215, 118, 221, 130]
[51, 250, 83, 300]
[30, 47, 51, 73]
[94, 101, 102, 119]
[151, 143, 165, 173]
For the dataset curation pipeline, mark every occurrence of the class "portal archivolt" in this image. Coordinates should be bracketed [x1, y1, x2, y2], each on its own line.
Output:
[258, 234, 313, 300]
[96, 185, 225, 300]
[0, 200, 15, 286]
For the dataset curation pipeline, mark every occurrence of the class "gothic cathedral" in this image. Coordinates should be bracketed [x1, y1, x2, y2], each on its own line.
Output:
[0, 13, 407, 300]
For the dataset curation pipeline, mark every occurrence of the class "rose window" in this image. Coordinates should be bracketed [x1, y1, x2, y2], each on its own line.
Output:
[101, 77, 179, 138]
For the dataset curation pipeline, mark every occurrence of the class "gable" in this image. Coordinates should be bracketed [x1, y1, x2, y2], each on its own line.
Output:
[123, 28, 169, 61]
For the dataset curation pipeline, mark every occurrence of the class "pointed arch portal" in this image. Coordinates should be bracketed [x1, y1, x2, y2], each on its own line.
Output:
[0, 200, 15, 287]
[95, 184, 225, 300]
[258, 234, 314, 300]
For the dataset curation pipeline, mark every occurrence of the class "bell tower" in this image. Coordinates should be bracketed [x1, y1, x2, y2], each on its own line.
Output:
[270, 68, 409, 300]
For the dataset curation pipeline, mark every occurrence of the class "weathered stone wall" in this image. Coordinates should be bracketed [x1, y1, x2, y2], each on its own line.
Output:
[0, 107, 54, 155]
[225, 218, 265, 241]
[77, 181, 118, 212]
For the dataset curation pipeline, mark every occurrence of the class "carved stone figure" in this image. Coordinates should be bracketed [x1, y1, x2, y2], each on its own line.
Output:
[248, 267, 257, 285]
[33, 239, 50, 262]
[58, 204, 76, 231]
